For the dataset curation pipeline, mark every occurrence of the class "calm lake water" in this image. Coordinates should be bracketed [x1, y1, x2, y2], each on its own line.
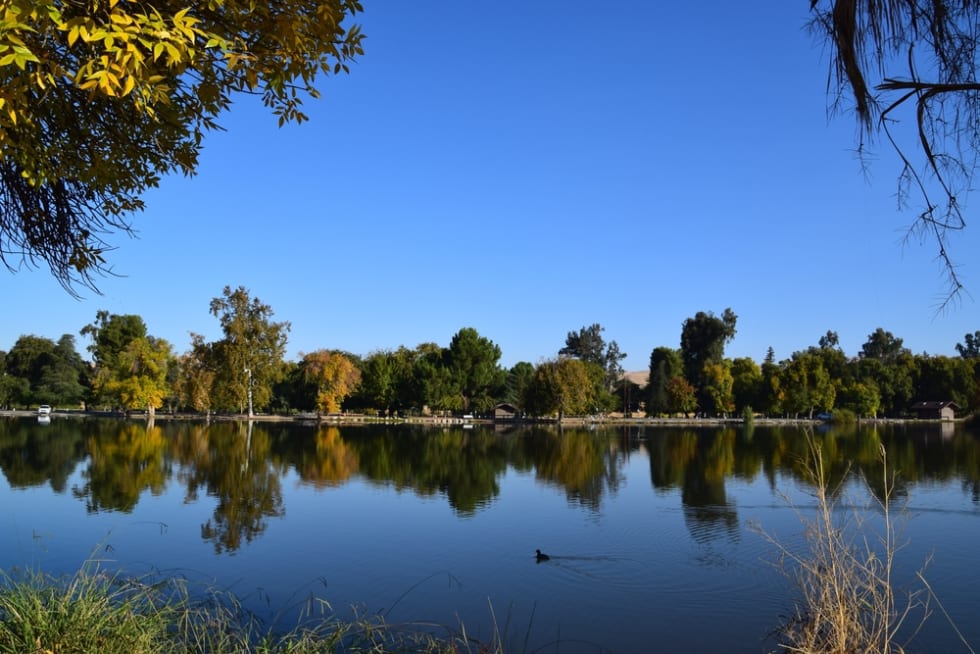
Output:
[1, 416, 979, 653]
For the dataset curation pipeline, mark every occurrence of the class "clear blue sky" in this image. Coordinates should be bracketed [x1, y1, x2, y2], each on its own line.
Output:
[3, 2, 978, 370]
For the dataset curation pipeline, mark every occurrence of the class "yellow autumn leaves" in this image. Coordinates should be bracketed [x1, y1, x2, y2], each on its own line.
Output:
[0, 1, 363, 289]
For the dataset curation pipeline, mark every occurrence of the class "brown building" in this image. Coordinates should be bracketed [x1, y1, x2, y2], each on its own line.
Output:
[493, 403, 520, 421]
[910, 401, 959, 421]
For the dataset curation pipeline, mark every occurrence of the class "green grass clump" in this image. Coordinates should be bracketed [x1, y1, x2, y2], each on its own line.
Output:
[0, 564, 178, 654]
[0, 562, 483, 654]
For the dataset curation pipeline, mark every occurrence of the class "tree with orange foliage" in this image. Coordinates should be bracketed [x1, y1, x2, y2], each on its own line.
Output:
[301, 349, 361, 415]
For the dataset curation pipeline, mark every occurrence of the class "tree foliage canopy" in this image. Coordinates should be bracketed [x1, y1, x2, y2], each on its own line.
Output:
[0, 0, 364, 292]
[680, 308, 737, 389]
[525, 358, 593, 420]
[2, 333, 86, 406]
[209, 285, 290, 415]
[810, 0, 980, 304]
[103, 335, 172, 414]
[956, 331, 980, 359]
[445, 327, 504, 413]
[301, 349, 361, 415]
[560, 323, 627, 390]
[860, 327, 909, 362]
[80, 311, 173, 412]
[647, 346, 683, 416]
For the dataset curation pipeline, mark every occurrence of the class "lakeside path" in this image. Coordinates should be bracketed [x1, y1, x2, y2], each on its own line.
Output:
[2, 409, 961, 428]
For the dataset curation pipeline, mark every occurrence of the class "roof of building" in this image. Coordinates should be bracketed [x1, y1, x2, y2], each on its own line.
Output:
[910, 400, 960, 410]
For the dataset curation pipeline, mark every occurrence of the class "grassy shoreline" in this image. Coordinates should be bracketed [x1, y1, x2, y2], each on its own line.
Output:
[0, 563, 479, 654]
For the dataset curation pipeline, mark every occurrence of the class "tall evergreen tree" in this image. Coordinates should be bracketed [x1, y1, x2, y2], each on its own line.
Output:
[647, 346, 683, 416]
[680, 308, 737, 409]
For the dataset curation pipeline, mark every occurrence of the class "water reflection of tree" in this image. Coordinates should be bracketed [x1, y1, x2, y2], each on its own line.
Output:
[172, 421, 284, 553]
[73, 421, 168, 512]
[8, 417, 980, 556]
[952, 430, 980, 503]
[350, 427, 509, 516]
[646, 429, 740, 543]
[525, 427, 625, 511]
[293, 425, 359, 488]
[0, 418, 87, 491]
[735, 423, 980, 506]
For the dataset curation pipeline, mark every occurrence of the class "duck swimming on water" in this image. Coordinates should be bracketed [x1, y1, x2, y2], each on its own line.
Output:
[535, 549, 550, 562]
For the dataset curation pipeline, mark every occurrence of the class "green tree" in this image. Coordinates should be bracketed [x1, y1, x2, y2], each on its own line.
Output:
[782, 351, 835, 418]
[0, 350, 10, 408]
[80, 311, 147, 407]
[174, 333, 215, 414]
[817, 330, 839, 350]
[812, 330, 850, 387]
[358, 350, 397, 415]
[701, 361, 735, 417]
[208, 285, 290, 417]
[854, 354, 915, 417]
[412, 342, 458, 413]
[680, 308, 737, 407]
[956, 331, 980, 359]
[103, 336, 172, 417]
[913, 354, 977, 411]
[0, 0, 364, 291]
[5, 335, 56, 406]
[0, 348, 29, 409]
[445, 327, 505, 413]
[267, 360, 304, 413]
[503, 361, 536, 411]
[43, 335, 88, 406]
[647, 346, 684, 417]
[860, 328, 909, 363]
[665, 376, 698, 417]
[525, 358, 593, 420]
[856, 328, 913, 416]
[583, 360, 618, 414]
[730, 356, 762, 414]
[809, 1, 979, 304]
[560, 323, 627, 390]
[839, 380, 882, 419]
[357, 347, 418, 416]
[4, 333, 86, 406]
[81, 311, 147, 363]
[755, 347, 786, 417]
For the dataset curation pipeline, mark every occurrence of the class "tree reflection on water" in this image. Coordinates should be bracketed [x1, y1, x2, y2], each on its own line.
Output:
[1, 418, 979, 553]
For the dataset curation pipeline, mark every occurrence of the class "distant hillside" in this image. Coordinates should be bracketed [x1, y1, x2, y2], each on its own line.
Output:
[622, 370, 648, 387]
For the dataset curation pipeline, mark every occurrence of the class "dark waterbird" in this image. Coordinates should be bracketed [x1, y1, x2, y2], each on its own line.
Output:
[535, 549, 550, 562]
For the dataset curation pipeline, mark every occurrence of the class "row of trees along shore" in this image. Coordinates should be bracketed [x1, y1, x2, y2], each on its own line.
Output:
[1, 289, 979, 420]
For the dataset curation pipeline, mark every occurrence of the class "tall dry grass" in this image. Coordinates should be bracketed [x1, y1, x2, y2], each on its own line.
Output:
[760, 433, 935, 654]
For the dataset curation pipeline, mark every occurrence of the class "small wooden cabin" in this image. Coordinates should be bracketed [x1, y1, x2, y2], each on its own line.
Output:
[910, 401, 959, 421]
[493, 403, 520, 421]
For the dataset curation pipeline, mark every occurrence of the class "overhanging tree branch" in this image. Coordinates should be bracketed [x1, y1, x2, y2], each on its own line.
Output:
[810, 0, 980, 309]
